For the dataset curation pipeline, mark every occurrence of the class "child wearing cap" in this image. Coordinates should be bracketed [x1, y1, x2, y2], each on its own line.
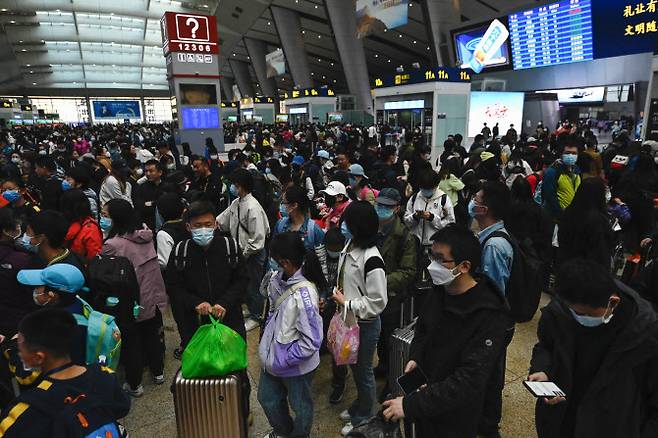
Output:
[2, 264, 89, 389]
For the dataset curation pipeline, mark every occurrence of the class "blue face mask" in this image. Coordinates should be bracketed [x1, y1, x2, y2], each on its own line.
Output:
[99, 217, 113, 232]
[375, 204, 395, 220]
[468, 198, 485, 219]
[191, 227, 215, 247]
[279, 202, 289, 218]
[327, 250, 341, 259]
[21, 233, 39, 253]
[349, 176, 357, 188]
[569, 301, 615, 327]
[61, 180, 72, 191]
[2, 190, 20, 203]
[270, 259, 284, 273]
[229, 184, 239, 198]
[341, 221, 353, 241]
[562, 153, 577, 166]
[420, 188, 435, 199]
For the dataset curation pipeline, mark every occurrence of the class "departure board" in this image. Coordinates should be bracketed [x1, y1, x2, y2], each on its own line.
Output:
[509, 0, 594, 70]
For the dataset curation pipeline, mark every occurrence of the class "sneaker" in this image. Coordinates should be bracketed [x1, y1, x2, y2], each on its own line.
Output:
[243, 308, 251, 318]
[263, 432, 283, 438]
[340, 422, 353, 436]
[173, 346, 183, 360]
[245, 318, 260, 332]
[329, 385, 345, 404]
[153, 374, 165, 385]
[339, 409, 351, 422]
[122, 382, 144, 397]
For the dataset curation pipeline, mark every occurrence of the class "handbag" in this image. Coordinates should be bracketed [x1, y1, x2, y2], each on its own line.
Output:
[326, 308, 360, 365]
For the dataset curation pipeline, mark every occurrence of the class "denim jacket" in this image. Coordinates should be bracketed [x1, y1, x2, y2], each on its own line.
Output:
[478, 222, 513, 296]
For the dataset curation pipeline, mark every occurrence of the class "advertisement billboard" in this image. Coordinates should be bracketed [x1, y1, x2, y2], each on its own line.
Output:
[92, 100, 142, 119]
[179, 83, 217, 105]
[468, 92, 524, 138]
[453, 22, 511, 72]
[538, 87, 605, 104]
[266, 49, 286, 78]
[591, 0, 658, 59]
[356, 0, 408, 38]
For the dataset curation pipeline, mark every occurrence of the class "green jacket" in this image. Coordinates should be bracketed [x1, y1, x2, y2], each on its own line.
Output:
[378, 217, 417, 313]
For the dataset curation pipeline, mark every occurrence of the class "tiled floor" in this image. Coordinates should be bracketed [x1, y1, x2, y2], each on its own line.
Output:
[123, 295, 549, 437]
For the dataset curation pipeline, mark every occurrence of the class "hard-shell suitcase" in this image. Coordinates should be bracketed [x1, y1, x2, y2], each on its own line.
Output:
[389, 318, 418, 438]
[173, 369, 246, 438]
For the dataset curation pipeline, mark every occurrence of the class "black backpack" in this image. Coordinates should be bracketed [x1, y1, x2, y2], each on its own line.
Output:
[249, 169, 275, 212]
[87, 255, 140, 327]
[19, 369, 128, 438]
[483, 230, 543, 323]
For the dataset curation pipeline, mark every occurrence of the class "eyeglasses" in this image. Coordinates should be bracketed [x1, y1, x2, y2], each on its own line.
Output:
[429, 253, 455, 264]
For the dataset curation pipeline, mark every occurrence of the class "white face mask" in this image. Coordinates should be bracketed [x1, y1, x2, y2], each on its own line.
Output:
[427, 261, 461, 286]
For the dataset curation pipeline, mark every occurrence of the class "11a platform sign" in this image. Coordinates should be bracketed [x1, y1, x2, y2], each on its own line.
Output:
[161, 12, 219, 55]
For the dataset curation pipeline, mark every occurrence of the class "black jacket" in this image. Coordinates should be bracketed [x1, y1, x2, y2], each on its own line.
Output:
[402, 276, 511, 438]
[132, 180, 162, 231]
[189, 173, 224, 210]
[530, 285, 658, 438]
[165, 233, 249, 339]
[0, 242, 34, 337]
[558, 210, 615, 269]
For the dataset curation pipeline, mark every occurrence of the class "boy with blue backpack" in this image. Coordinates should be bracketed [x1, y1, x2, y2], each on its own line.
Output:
[3, 264, 121, 390]
[0, 308, 130, 437]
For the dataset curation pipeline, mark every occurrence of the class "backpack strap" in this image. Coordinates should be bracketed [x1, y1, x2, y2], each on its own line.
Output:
[272, 280, 313, 313]
[440, 193, 447, 207]
[173, 239, 191, 271]
[482, 229, 511, 246]
[223, 236, 239, 267]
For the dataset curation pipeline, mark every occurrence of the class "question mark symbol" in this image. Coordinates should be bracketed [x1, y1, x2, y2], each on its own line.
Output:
[186, 17, 199, 39]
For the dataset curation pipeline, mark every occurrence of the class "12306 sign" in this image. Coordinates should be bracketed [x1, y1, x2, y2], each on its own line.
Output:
[161, 12, 219, 55]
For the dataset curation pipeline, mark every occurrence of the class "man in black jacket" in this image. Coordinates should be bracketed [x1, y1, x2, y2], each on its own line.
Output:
[189, 155, 224, 210]
[529, 259, 658, 438]
[133, 159, 163, 231]
[382, 224, 510, 438]
[31, 156, 62, 211]
[165, 201, 249, 344]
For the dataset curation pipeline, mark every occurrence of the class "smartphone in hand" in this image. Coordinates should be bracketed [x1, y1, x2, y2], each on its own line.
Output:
[397, 366, 428, 395]
[523, 381, 565, 398]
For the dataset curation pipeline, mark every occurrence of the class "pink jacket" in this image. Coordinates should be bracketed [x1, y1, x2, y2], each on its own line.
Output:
[102, 229, 168, 322]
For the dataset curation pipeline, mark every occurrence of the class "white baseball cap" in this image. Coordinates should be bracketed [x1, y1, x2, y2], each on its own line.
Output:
[321, 181, 347, 197]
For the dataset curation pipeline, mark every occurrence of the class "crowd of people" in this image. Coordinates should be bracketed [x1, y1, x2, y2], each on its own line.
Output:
[0, 118, 657, 438]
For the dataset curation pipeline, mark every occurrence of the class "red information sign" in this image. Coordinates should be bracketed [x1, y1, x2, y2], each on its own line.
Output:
[161, 12, 218, 55]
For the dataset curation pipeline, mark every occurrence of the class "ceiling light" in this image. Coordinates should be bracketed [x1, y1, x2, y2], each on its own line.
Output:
[29, 70, 33, 73]
[398, 34, 402, 38]
[322, 75, 326, 79]
[317, 35, 321, 39]
[384, 28, 387, 32]
[9, 20, 15, 24]
[0, 9, 6, 12]
[301, 30, 305, 34]
[32, 82, 37, 85]
[330, 62, 334, 66]
[427, 46, 430, 50]
[311, 72, 314, 75]
[314, 5, 318, 8]
[267, 21, 271, 25]
[21, 49, 26, 52]
[26, 64, 30, 66]
[387, 59, 391, 63]
[374, 54, 378, 58]
[318, 58, 321, 62]
[413, 40, 416, 44]
[333, 79, 337, 83]
[232, 53, 236, 56]
[18, 40, 22, 43]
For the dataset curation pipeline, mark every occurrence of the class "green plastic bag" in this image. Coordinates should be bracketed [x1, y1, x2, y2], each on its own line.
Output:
[181, 315, 248, 378]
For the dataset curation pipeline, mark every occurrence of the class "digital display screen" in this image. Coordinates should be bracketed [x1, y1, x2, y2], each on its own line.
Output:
[468, 92, 524, 138]
[92, 100, 142, 119]
[591, 0, 658, 59]
[454, 24, 511, 70]
[180, 107, 219, 129]
[509, 0, 594, 70]
[538, 86, 605, 103]
[179, 83, 217, 105]
[275, 114, 289, 122]
[384, 100, 425, 110]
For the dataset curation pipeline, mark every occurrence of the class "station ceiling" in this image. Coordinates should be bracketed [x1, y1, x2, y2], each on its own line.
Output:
[0, 0, 536, 97]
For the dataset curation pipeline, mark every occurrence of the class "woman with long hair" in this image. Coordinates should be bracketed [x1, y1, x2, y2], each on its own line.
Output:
[61, 189, 102, 262]
[558, 177, 615, 268]
[99, 158, 133, 207]
[330, 201, 387, 435]
[101, 199, 167, 397]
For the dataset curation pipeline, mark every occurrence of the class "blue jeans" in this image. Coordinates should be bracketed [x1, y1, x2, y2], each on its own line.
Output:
[348, 317, 381, 426]
[258, 370, 315, 438]
[246, 249, 266, 319]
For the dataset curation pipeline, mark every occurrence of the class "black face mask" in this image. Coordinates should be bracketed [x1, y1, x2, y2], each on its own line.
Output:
[325, 195, 336, 208]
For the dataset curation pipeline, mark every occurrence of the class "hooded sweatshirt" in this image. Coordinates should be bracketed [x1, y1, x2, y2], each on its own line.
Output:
[259, 269, 323, 378]
[102, 229, 168, 322]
